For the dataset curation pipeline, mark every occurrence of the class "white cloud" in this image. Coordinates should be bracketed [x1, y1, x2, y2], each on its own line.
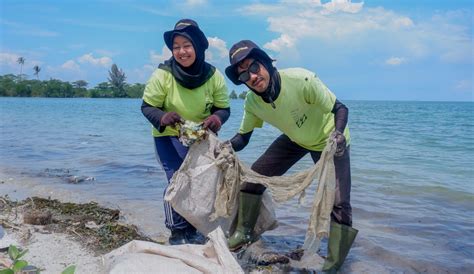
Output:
[206, 37, 228, 62]
[238, 1, 471, 66]
[0, 52, 19, 67]
[45, 64, 87, 83]
[78, 53, 113, 67]
[241, 0, 362, 16]
[61, 60, 80, 71]
[0, 51, 43, 76]
[392, 17, 414, 28]
[264, 34, 296, 52]
[128, 64, 156, 84]
[385, 57, 405, 66]
[149, 46, 172, 67]
[321, 0, 363, 15]
[263, 6, 415, 45]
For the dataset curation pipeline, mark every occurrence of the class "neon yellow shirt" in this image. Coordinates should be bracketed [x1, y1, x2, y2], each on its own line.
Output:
[239, 68, 350, 151]
[143, 68, 230, 137]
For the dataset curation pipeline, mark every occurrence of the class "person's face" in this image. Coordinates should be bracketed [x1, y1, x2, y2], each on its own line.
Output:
[237, 58, 270, 93]
[172, 35, 196, 67]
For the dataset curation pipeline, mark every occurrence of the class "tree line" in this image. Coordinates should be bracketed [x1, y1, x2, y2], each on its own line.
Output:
[0, 57, 248, 99]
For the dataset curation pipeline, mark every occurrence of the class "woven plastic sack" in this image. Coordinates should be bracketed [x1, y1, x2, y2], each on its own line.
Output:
[104, 227, 243, 274]
[164, 133, 278, 237]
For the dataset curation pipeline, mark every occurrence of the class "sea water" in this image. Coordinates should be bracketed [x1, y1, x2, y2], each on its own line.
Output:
[0, 97, 473, 272]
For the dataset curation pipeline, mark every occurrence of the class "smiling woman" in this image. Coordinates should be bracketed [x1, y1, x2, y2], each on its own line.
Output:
[140, 18, 231, 246]
[172, 36, 196, 68]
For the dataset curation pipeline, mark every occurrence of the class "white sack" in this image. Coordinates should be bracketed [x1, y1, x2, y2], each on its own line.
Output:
[104, 226, 243, 274]
[165, 133, 278, 237]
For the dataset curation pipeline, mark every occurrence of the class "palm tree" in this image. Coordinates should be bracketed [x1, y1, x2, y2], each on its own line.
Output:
[33, 65, 41, 80]
[17, 57, 25, 79]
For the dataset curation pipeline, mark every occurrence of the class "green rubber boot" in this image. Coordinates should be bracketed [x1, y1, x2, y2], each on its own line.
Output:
[322, 222, 358, 273]
[227, 192, 262, 251]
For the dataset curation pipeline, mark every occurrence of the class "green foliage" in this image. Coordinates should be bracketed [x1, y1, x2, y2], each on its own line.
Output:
[238, 91, 248, 99]
[11, 261, 28, 273]
[91, 82, 113, 98]
[125, 83, 145, 98]
[0, 245, 28, 274]
[108, 64, 127, 97]
[0, 73, 144, 98]
[229, 90, 237, 99]
[72, 80, 88, 89]
[43, 79, 74, 97]
[1, 245, 76, 274]
[61, 265, 76, 274]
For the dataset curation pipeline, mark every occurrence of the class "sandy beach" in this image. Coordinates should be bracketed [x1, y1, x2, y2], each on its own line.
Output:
[0, 175, 324, 274]
[1, 225, 103, 273]
[0, 176, 167, 274]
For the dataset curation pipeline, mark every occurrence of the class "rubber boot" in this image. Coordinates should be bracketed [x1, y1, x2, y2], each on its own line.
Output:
[322, 222, 358, 273]
[227, 192, 262, 251]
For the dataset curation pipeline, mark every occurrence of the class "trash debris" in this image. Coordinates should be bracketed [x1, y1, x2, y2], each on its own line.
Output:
[178, 120, 207, 146]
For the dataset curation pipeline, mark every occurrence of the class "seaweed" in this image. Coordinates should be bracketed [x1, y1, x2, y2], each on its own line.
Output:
[0, 196, 158, 254]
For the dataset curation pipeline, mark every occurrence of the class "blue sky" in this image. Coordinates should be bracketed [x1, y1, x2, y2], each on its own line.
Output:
[1, 0, 472, 101]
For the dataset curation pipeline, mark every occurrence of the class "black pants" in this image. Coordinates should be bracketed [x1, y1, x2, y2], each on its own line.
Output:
[244, 134, 353, 227]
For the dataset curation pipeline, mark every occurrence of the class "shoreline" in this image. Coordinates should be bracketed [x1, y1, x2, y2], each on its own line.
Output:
[0, 174, 169, 274]
[0, 170, 170, 239]
[0, 175, 326, 274]
[2, 170, 472, 273]
[0, 193, 165, 274]
[0, 197, 103, 273]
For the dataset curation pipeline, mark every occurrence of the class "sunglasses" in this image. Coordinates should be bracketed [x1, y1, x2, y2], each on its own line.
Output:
[238, 61, 260, 83]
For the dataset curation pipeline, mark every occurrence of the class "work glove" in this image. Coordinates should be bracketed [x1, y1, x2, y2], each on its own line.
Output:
[331, 130, 346, 157]
[202, 114, 222, 133]
[160, 112, 183, 127]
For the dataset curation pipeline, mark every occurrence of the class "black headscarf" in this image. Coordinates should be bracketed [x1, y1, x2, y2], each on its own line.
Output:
[159, 19, 215, 89]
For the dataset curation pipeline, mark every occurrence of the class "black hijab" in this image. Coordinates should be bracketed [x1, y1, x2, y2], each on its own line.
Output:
[159, 20, 215, 89]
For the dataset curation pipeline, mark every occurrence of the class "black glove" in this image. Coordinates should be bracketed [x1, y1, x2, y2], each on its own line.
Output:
[331, 130, 346, 157]
[202, 114, 222, 133]
[160, 112, 183, 127]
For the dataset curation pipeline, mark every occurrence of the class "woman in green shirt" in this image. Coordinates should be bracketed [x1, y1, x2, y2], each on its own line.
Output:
[141, 19, 230, 245]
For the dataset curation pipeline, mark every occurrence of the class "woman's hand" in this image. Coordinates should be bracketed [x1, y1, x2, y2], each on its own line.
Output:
[160, 112, 183, 127]
[202, 115, 222, 133]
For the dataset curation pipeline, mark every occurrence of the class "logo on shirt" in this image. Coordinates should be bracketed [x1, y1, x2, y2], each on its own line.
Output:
[205, 102, 213, 114]
[291, 109, 307, 128]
